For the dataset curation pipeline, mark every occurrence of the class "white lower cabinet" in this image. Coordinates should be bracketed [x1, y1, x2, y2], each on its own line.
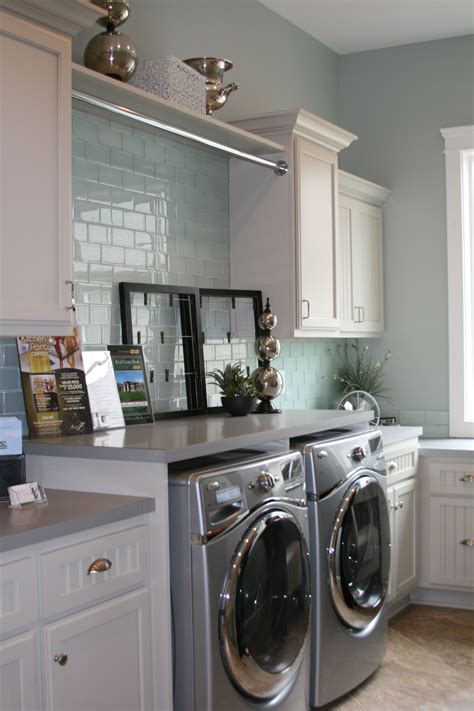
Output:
[0, 519, 152, 711]
[384, 437, 419, 606]
[43, 588, 152, 711]
[418, 456, 474, 595]
[0, 631, 39, 711]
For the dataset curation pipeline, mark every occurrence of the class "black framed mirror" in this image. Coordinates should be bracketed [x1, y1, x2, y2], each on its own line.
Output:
[119, 283, 262, 418]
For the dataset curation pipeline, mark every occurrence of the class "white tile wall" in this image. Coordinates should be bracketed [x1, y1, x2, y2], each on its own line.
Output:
[0, 109, 450, 432]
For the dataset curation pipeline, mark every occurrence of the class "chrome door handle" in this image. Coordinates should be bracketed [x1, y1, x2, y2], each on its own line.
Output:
[460, 475, 474, 482]
[360, 306, 365, 323]
[302, 299, 310, 319]
[87, 558, 112, 575]
[64, 280, 76, 312]
[460, 538, 474, 547]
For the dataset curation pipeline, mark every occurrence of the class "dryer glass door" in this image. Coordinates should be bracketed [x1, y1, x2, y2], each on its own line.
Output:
[219, 509, 310, 701]
[328, 473, 390, 630]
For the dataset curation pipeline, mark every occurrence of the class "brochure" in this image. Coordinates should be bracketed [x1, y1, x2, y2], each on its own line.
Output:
[17, 332, 93, 438]
[83, 351, 126, 431]
[107, 345, 154, 425]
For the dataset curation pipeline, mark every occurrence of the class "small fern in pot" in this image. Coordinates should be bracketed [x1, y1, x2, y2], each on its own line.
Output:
[207, 362, 258, 416]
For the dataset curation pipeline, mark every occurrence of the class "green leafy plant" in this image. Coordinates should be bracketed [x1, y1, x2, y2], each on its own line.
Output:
[207, 362, 257, 398]
[330, 340, 392, 401]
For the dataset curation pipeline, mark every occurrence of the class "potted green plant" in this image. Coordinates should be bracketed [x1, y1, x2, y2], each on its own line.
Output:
[331, 341, 392, 400]
[207, 362, 258, 416]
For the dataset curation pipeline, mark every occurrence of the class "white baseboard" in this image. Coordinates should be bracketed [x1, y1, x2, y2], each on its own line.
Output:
[388, 595, 411, 619]
[410, 586, 474, 610]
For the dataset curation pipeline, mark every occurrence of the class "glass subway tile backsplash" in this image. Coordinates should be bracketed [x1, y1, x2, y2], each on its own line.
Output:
[0, 108, 449, 435]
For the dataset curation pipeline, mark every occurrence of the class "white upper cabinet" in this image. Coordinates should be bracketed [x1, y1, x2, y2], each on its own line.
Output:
[338, 171, 391, 336]
[229, 109, 357, 338]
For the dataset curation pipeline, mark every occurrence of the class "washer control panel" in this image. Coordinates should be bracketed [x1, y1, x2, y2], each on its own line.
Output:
[293, 430, 385, 497]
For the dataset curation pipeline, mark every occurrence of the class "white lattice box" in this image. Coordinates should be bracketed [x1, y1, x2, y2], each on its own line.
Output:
[130, 55, 206, 114]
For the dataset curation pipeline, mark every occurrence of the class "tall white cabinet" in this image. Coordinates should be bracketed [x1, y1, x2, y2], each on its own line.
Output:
[229, 109, 357, 337]
[0, 0, 104, 336]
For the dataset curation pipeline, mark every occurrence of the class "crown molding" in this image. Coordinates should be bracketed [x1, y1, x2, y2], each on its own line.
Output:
[338, 170, 391, 206]
[231, 108, 357, 153]
[441, 125, 474, 151]
[0, 0, 106, 35]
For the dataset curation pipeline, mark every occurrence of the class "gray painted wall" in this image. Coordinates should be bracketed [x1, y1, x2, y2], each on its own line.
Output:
[340, 35, 474, 419]
[73, 0, 340, 123]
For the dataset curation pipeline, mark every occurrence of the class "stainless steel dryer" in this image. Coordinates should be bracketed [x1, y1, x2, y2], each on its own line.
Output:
[292, 429, 391, 708]
[168, 449, 311, 711]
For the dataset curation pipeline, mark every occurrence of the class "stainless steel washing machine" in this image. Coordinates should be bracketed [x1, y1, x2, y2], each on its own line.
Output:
[168, 449, 311, 711]
[292, 429, 391, 708]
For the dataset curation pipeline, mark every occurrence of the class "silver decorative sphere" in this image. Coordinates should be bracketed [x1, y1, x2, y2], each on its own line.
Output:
[92, 0, 130, 28]
[252, 366, 283, 400]
[84, 30, 138, 82]
[254, 335, 281, 361]
[258, 308, 277, 331]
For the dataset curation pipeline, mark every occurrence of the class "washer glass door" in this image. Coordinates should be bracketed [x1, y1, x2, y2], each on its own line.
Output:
[219, 509, 310, 701]
[328, 473, 390, 631]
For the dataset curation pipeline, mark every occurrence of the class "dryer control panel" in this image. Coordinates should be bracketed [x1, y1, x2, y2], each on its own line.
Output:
[170, 450, 306, 538]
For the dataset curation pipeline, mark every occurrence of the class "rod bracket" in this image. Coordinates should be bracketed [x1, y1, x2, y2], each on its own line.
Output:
[273, 160, 288, 176]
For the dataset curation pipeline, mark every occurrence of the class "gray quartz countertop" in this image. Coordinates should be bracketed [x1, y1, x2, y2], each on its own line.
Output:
[23, 410, 372, 463]
[419, 438, 474, 458]
[0, 489, 155, 553]
[379, 426, 423, 447]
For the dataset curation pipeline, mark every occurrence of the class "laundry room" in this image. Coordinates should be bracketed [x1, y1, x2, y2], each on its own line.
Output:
[0, 1, 473, 710]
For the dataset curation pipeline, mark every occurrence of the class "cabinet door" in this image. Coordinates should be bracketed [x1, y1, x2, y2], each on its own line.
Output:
[295, 137, 340, 332]
[0, 11, 72, 335]
[387, 486, 396, 601]
[429, 497, 474, 588]
[339, 194, 384, 335]
[43, 588, 152, 711]
[0, 631, 40, 711]
[393, 478, 417, 599]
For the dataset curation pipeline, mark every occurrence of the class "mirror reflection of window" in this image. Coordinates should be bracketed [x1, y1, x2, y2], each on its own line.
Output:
[201, 295, 259, 408]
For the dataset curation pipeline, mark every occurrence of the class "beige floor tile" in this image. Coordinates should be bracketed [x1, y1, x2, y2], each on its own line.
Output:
[319, 604, 474, 710]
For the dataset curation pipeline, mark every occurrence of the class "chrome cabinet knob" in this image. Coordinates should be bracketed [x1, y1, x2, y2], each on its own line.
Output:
[54, 654, 68, 666]
[257, 472, 275, 491]
[317, 450, 328, 459]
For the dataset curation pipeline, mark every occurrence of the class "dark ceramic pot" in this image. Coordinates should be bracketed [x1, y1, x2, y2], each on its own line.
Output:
[221, 396, 257, 417]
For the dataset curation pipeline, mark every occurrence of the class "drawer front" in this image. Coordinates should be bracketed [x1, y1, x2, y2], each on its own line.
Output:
[427, 460, 474, 497]
[40, 524, 150, 618]
[384, 438, 419, 486]
[0, 556, 37, 638]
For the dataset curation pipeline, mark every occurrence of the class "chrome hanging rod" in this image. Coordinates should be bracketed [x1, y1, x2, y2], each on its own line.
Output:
[72, 90, 288, 176]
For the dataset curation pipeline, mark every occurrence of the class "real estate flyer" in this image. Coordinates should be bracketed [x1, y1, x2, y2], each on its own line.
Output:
[82, 350, 125, 431]
[17, 333, 93, 438]
[108, 345, 154, 425]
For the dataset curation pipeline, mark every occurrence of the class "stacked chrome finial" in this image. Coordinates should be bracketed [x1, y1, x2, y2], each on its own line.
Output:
[252, 298, 283, 413]
[84, 1, 138, 82]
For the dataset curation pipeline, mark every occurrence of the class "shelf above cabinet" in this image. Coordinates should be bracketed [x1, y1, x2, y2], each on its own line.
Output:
[71, 64, 285, 161]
